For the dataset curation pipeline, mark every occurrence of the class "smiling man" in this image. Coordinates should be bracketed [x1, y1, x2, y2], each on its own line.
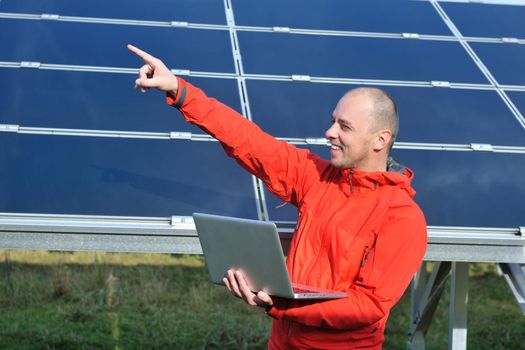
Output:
[129, 44, 427, 350]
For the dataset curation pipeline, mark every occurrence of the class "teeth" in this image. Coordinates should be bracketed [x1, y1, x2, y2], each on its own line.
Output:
[331, 145, 342, 150]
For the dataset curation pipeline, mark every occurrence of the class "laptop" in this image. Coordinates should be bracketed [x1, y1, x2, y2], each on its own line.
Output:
[193, 212, 347, 300]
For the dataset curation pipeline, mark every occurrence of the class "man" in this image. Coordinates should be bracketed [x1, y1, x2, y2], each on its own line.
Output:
[128, 44, 427, 350]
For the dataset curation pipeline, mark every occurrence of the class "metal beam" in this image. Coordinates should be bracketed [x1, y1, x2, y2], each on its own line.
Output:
[0, 213, 523, 263]
[498, 263, 525, 314]
[449, 262, 469, 350]
[1, 60, 511, 91]
[3, 124, 525, 155]
[1, 11, 524, 45]
[408, 261, 453, 349]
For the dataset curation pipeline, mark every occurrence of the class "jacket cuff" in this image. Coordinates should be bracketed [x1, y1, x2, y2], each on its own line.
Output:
[166, 76, 187, 109]
[266, 305, 286, 319]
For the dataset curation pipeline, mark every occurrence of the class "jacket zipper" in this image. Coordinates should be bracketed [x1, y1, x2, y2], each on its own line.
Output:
[349, 170, 354, 194]
[361, 245, 371, 267]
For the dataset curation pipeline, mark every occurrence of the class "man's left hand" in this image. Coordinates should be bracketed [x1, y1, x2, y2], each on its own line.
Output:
[223, 269, 273, 309]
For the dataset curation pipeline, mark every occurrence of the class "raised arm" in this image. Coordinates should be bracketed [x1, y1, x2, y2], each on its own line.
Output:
[128, 44, 325, 206]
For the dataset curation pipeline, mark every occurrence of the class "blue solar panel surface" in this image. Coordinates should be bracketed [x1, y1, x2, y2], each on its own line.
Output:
[390, 149, 525, 228]
[508, 91, 525, 117]
[1, 0, 524, 227]
[0, 133, 257, 218]
[0, 20, 235, 73]
[470, 42, 525, 86]
[442, 2, 525, 39]
[0, 70, 242, 133]
[238, 32, 488, 83]
[232, 0, 451, 35]
[248, 80, 525, 146]
[0, 0, 227, 24]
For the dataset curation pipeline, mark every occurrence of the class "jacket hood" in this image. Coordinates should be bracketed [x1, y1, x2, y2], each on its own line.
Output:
[340, 157, 416, 197]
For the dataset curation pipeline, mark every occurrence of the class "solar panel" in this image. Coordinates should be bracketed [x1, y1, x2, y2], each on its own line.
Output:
[390, 149, 525, 228]
[0, 0, 524, 227]
[508, 91, 525, 116]
[232, 0, 451, 35]
[469, 42, 525, 86]
[442, 2, 525, 39]
[0, 0, 227, 24]
[247, 79, 525, 146]
[238, 32, 488, 83]
[0, 20, 235, 73]
[0, 133, 258, 218]
[0, 69, 242, 133]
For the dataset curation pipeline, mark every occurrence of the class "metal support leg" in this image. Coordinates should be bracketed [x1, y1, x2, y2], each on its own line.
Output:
[410, 262, 428, 350]
[448, 262, 469, 350]
[498, 263, 525, 314]
[408, 262, 452, 350]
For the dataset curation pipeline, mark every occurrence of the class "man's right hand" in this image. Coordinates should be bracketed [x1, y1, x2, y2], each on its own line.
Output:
[127, 44, 178, 96]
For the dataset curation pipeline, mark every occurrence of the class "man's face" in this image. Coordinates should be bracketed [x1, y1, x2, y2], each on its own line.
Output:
[325, 93, 377, 170]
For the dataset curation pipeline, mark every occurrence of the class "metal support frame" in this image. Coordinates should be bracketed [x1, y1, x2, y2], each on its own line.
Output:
[498, 263, 525, 313]
[409, 261, 453, 349]
[1, 214, 523, 350]
[223, 0, 269, 221]
[6, 60, 521, 91]
[448, 262, 469, 350]
[2, 124, 525, 155]
[1, 213, 523, 259]
[1, 11, 524, 45]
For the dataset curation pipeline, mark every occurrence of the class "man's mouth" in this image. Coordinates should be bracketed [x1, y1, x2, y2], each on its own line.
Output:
[330, 144, 343, 151]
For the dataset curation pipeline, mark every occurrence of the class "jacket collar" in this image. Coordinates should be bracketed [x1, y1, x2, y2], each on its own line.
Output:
[339, 157, 416, 197]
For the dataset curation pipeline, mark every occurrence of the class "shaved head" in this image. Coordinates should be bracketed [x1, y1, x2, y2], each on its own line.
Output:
[344, 87, 398, 151]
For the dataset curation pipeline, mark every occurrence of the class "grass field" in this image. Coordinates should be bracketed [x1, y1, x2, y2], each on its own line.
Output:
[0, 250, 523, 349]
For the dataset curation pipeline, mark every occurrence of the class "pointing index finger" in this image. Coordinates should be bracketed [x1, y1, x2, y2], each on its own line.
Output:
[127, 44, 157, 66]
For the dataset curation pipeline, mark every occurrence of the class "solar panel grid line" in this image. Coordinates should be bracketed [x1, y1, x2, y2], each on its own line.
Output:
[0, 13, 466, 43]
[431, 0, 525, 131]
[3, 61, 517, 91]
[0, 12, 230, 31]
[231, 24, 525, 44]
[4, 11, 525, 46]
[4, 124, 525, 154]
[225, 0, 268, 221]
[234, 25, 457, 42]
[495, 91, 525, 130]
[18, 127, 173, 140]
[243, 74, 499, 90]
[502, 85, 525, 92]
[0, 61, 238, 78]
[463, 35, 525, 44]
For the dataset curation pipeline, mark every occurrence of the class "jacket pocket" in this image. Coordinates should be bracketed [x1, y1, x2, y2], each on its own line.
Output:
[325, 228, 376, 290]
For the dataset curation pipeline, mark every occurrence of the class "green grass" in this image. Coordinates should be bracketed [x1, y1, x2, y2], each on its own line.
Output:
[0, 250, 523, 349]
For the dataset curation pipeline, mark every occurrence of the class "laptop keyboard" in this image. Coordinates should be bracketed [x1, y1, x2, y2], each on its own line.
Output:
[293, 287, 317, 294]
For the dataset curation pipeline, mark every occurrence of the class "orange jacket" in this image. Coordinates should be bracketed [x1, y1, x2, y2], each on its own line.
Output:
[167, 78, 428, 349]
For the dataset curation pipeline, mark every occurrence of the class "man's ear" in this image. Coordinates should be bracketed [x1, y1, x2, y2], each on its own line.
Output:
[373, 129, 392, 152]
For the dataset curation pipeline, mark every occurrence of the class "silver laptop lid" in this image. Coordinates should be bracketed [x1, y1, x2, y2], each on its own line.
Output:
[193, 212, 296, 298]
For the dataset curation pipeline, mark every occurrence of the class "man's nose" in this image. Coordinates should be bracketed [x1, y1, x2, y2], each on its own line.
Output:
[325, 123, 337, 139]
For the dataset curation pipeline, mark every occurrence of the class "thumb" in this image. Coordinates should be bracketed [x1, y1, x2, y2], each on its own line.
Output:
[135, 77, 158, 88]
[256, 291, 273, 306]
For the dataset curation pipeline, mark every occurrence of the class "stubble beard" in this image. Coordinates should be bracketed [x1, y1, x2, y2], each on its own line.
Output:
[331, 148, 370, 170]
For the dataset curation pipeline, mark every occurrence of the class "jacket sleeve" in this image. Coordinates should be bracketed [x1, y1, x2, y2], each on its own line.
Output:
[267, 213, 428, 330]
[166, 77, 324, 206]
